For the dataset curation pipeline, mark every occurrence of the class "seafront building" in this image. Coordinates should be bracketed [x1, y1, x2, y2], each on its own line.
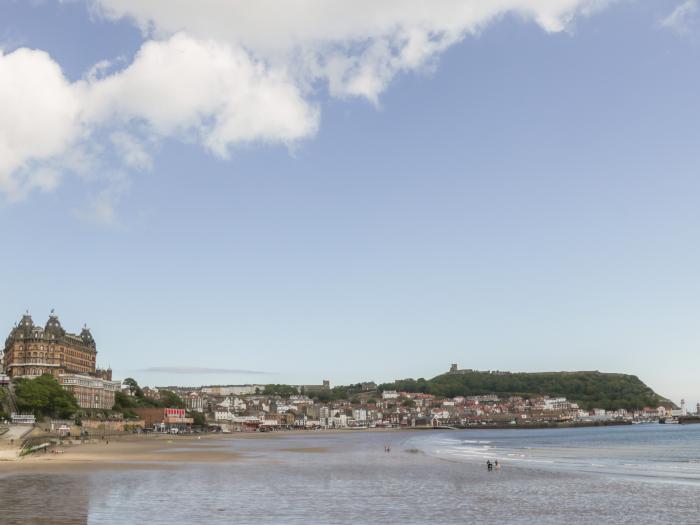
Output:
[131, 407, 193, 431]
[58, 374, 121, 410]
[2, 332, 692, 432]
[175, 378, 679, 431]
[2, 312, 120, 410]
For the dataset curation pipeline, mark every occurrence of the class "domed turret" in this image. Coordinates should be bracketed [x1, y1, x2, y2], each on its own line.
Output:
[16, 311, 35, 338]
[44, 310, 66, 339]
[81, 325, 96, 348]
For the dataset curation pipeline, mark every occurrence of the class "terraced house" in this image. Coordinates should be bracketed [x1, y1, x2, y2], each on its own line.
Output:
[3, 311, 119, 409]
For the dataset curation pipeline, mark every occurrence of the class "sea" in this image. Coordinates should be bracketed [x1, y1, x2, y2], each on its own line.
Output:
[2, 424, 700, 524]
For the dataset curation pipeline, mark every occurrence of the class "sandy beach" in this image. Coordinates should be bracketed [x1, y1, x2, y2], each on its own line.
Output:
[0, 429, 395, 473]
[0, 434, 232, 471]
[2, 427, 700, 525]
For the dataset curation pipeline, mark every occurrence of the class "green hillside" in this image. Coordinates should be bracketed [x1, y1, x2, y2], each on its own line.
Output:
[379, 370, 672, 411]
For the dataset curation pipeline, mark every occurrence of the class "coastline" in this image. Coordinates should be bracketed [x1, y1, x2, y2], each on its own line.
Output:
[4, 424, 699, 524]
[0, 428, 400, 472]
[0, 420, 646, 471]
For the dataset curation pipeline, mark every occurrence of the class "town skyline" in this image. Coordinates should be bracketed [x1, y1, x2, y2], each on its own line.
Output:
[1, 310, 695, 408]
[2, 1, 700, 409]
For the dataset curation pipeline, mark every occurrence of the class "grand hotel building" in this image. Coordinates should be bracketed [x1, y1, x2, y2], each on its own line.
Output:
[3, 312, 119, 409]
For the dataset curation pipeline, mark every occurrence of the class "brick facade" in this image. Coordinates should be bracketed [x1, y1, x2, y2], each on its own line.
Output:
[3, 312, 116, 410]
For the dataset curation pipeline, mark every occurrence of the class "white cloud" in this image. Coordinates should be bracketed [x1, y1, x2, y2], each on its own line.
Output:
[0, 34, 319, 212]
[89, 0, 613, 101]
[0, 0, 616, 213]
[0, 48, 81, 198]
[83, 33, 319, 157]
[660, 0, 698, 35]
[73, 170, 132, 225]
[110, 131, 153, 171]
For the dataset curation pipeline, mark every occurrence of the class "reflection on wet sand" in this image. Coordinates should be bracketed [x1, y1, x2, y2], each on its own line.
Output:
[1, 428, 700, 524]
[2, 474, 89, 525]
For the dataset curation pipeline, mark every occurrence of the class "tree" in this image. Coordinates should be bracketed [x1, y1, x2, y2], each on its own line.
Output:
[189, 411, 206, 427]
[113, 389, 160, 414]
[314, 390, 332, 403]
[378, 371, 670, 410]
[123, 377, 144, 398]
[263, 384, 298, 397]
[113, 391, 135, 410]
[14, 374, 79, 419]
[159, 390, 185, 408]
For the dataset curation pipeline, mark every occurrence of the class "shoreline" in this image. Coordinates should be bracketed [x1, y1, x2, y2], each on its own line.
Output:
[0, 420, 654, 473]
[3, 423, 697, 523]
[0, 428, 401, 471]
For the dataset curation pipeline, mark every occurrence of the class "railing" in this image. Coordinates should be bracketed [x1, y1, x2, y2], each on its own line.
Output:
[5, 381, 19, 414]
[5, 361, 61, 367]
[11, 413, 36, 424]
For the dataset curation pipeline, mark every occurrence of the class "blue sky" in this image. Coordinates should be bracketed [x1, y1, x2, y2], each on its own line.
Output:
[1, 1, 699, 406]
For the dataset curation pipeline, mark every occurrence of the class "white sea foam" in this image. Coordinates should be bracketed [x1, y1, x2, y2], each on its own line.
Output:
[411, 425, 700, 485]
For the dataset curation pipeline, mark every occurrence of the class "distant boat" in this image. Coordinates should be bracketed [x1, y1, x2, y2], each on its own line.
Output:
[659, 417, 679, 424]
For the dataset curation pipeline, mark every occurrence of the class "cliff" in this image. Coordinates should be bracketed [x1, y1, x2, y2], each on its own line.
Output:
[380, 370, 673, 411]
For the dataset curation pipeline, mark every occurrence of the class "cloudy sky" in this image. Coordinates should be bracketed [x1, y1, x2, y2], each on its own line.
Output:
[1, 0, 699, 405]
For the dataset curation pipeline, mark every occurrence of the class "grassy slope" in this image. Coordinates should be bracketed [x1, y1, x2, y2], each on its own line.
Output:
[381, 371, 673, 410]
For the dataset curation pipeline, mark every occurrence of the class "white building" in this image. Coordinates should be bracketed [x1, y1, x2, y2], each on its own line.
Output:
[543, 397, 570, 411]
[670, 399, 687, 417]
[202, 385, 266, 396]
[11, 413, 36, 424]
[353, 408, 368, 422]
[58, 374, 120, 410]
[214, 411, 234, 421]
[216, 397, 233, 411]
[382, 390, 399, 400]
[186, 392, 205, 413]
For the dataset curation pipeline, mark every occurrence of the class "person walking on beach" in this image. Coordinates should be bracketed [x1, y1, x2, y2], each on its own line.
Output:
[486, 460, 493, 471]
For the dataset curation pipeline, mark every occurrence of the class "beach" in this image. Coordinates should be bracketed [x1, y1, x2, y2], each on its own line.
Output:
[2, 433, 240, 468]
[2, 426, 700, 524]
[0, 431, 350, 475]
[0, 428, 394, 471]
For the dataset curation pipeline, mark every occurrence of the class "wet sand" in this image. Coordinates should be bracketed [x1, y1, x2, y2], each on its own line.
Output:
[0, 429, 379, 472]
[0, 435, 238, 471]
[2, 428, 700, 524]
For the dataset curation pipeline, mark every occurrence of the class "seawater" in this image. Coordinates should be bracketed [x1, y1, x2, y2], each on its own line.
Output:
[412, 423, 700, 484]
[2, 425, 700, 525]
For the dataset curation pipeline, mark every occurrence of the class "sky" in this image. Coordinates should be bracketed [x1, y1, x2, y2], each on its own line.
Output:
[0, 0, 699, 406]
